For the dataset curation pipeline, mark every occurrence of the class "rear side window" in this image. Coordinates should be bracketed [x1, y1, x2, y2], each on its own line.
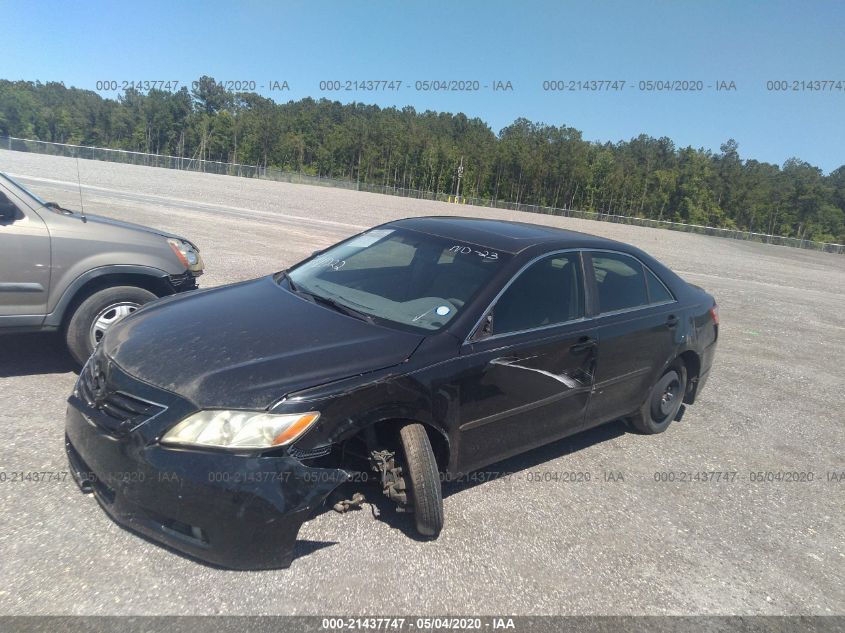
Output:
[645, 267, 674, 303]
[491, 253, 584, 334]
[591, 253, 648, 313]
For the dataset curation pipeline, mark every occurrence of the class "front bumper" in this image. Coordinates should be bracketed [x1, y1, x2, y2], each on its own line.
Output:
[167, 270, 200, 292]
[65, 392, 348, 570]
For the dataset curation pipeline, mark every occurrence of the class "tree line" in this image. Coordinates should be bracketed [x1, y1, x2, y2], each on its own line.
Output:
[1, 76, 843, 243]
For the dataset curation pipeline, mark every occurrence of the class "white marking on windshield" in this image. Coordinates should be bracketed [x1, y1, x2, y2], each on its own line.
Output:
[313, 255, 346, 271]
[448, 245, 499, 260]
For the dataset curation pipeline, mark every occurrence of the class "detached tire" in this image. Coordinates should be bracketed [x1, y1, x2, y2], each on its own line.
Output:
[65, 286, 157, 365]
[399, 423, 444, 537]
[630, 361, 687, 434]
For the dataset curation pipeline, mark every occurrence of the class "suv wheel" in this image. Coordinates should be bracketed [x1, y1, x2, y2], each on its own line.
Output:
[65, 286, 157, 364]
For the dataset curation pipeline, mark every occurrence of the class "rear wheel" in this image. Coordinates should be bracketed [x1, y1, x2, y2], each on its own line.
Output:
[65, 286, 157, 364]
[630, 361, 687, 434]
[399, 423, 444, 537]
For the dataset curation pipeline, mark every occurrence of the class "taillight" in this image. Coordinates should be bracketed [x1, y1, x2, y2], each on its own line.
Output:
[709, 304, 719, 325]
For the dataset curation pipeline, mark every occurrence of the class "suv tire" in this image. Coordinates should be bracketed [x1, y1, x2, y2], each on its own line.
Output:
[65, 286, 157, 364]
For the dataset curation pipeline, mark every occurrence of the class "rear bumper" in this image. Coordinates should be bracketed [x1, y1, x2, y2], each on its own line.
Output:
[65, 397, 348, 570]
[691, 340, 717, 402]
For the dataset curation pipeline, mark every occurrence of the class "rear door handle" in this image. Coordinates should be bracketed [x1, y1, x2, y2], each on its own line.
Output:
[570, 336, 596, 354]
[666, 315, 679, 328]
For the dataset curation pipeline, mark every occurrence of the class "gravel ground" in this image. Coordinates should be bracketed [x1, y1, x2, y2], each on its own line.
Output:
[0, 151, 842, 616]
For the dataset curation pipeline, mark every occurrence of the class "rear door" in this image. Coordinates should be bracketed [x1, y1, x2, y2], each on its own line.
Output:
[0, 184, 51, 322]
[453, 251, 597, 473]
[583, 250, 680, 426]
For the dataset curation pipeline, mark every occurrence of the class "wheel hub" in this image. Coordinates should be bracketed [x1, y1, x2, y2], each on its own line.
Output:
[651, 372, 681, 421]
[89, 302, 141, 347]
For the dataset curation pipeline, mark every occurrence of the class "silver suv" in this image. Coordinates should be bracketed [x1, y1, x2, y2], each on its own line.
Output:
[0, 172, 204, 364]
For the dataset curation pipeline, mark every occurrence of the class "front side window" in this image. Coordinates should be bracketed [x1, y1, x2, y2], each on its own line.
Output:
[591, 252, 649, 313]
[0, 191, 22, 223]
[490, 253, 584, 335]
[0, 174, 48, 207]
[286, 228, 510, 331]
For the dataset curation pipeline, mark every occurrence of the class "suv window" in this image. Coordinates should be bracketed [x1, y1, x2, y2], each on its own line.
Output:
[591, 252, 648, 313]
[0, 191, 22, 223]
[491, 253, 584, 334]
[645, 267, 674, 303]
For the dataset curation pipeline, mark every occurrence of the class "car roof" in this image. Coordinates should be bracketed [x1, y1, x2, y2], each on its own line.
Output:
[384, 216, 626, 254]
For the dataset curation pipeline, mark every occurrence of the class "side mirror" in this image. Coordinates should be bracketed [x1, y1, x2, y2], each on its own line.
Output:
[311, 249, 323, 258]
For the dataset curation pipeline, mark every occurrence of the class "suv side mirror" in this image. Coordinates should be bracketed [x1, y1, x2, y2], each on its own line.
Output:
[0, 193, 20, 223]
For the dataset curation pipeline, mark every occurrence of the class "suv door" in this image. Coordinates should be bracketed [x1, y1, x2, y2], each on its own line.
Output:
[0, 185, 51, 324]
[583, 250, 680, 426]
[453, 251, 597, 473]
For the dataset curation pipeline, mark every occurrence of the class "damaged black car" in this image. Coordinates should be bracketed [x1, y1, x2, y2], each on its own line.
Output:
[65, 217, 718, 569]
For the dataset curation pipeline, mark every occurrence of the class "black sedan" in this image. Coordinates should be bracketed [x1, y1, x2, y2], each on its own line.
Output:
[65, 217, 718, 569]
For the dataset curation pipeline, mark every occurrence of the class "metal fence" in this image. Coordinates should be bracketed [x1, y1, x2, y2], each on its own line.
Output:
[2, 135, 843, 254]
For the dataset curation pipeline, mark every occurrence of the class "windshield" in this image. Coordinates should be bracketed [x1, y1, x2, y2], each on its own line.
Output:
[0, 173, 49, 207]
[286, 227, 511, 332]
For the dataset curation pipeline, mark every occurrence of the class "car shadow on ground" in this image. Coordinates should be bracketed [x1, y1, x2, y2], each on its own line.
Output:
[327, 418, 629, 542]
[0, 332, 78, 377]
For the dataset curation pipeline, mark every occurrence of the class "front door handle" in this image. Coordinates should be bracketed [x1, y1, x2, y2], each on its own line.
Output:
[666, 314, 679, 328]
[569, 336, 596, 354]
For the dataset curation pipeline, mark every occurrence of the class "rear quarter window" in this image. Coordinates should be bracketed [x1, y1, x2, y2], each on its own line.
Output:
[645, 267, 674, 303]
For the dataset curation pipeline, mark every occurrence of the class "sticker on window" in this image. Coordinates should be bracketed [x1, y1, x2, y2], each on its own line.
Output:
[345, 229, 394, 249]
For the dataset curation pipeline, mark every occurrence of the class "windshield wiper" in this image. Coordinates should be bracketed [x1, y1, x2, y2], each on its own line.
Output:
[279, 269, 299, 292]
[281, 273, 375, 324]
[307, 292, 375, 324]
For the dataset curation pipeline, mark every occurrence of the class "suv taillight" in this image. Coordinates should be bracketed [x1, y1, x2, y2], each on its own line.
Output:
[709, 304, 719, 325]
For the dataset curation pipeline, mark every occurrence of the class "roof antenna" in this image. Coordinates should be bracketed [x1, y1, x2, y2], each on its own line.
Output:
[75, 152, 86, 222]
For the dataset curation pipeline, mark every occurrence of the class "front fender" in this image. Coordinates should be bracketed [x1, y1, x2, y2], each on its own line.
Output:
[279, 370, 450, 456]
[44, 264, 172, 327]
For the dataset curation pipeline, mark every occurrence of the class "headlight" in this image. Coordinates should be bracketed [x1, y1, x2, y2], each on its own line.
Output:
[161, 410, 320, 450]
[167, 238, 203, 273]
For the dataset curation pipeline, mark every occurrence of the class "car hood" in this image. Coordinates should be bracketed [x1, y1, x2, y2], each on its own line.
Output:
[85, 213, 193, 242]
[59, 209, 192, 244]
[102, 276, 425, 409]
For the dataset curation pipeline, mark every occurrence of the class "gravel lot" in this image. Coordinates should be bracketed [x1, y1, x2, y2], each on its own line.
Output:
[0, 151, 842, 616]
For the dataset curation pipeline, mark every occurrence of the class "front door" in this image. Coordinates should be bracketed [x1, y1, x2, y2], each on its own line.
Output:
[0, 187, 51, 321]
[452, 251, 596, 473]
